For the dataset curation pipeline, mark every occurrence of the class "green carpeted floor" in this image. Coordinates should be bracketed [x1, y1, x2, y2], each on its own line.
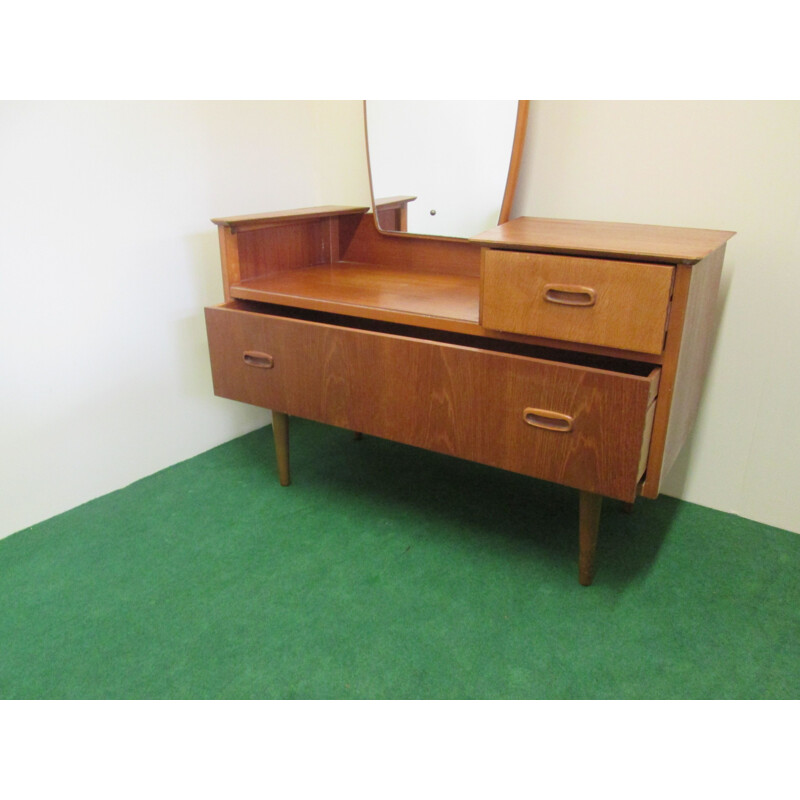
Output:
[2, 419, 798, 699]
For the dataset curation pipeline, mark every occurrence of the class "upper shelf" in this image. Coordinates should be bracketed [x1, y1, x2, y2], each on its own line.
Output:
[473, 217, 736, 263]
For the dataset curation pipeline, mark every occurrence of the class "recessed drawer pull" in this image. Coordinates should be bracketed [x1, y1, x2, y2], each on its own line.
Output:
[523, 407, 574, 433]
[243, 351, 274, 369]
[543, 284, 597, 307]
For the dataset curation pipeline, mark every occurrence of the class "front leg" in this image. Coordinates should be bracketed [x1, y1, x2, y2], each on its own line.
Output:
[578, 491, 603, 586]
[271, 411, 291, 486]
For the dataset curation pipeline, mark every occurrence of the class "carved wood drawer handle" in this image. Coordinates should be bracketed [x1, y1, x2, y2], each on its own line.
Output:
[523, 407, 574, 433]
[543, 284, 597, 307]
[243, 351, 274, 369]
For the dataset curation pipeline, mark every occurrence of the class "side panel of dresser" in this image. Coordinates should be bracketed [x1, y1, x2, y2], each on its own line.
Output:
[640, 245, 726, 498]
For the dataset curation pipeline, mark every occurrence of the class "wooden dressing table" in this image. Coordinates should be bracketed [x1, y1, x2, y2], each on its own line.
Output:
[204, 102, 734, 584]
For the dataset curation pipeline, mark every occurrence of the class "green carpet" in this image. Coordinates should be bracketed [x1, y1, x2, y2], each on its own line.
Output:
[1, 419, 798, 699]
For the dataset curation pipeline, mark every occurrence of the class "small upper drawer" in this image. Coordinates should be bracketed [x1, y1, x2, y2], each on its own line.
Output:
[481, 250, 674, 354]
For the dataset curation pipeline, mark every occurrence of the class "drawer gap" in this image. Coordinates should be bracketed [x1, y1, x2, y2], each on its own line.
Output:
[223, 299, 657, 378]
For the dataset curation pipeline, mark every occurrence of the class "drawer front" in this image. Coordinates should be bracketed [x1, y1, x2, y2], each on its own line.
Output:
[206, 305, 660, 501]
[481, 250, 674, 354]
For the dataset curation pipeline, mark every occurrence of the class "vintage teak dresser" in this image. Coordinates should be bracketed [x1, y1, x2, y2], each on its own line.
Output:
[204, 105, 734, 585]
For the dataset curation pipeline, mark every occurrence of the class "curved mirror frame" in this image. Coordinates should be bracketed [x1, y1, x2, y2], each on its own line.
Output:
[364, 100, 529, 240]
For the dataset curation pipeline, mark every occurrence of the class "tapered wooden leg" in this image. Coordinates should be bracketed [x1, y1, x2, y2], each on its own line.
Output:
[579, 491, 603, 586]
[271, 411, 291, 486]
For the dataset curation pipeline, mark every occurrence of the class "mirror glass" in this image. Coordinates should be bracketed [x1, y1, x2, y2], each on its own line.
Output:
[365, 100, 522, 239]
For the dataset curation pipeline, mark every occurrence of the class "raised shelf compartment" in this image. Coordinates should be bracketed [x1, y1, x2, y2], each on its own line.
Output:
[214, 206, 669, 361]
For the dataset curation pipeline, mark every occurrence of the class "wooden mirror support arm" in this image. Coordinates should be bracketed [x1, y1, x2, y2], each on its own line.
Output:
[498, 100, 530, 225]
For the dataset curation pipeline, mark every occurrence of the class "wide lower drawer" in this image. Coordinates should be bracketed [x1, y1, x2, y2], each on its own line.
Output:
[481, 250, 674, 354]
[205, 304, 661, 502]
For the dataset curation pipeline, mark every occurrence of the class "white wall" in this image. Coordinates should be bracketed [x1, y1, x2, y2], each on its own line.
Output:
[0, 101, 370, 540]
[515, 101, 800, 534]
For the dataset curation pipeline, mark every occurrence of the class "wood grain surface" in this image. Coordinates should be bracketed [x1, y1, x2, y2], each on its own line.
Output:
[235, 220, 333, 282]
[205, 305, 660, 502]
[481, 250, 674, 354]
[231, 264, 481, 322]
[473, 217, 735, 263]
[641, 246, 727, 497]
[342, 214, 482, 276]
[212, 205, 370, 230]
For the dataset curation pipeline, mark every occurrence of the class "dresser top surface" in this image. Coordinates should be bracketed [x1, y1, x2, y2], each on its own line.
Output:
[472, 217, 735, 263]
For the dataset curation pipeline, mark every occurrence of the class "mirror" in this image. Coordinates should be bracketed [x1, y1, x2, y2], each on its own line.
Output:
[365, 100, 529, 239]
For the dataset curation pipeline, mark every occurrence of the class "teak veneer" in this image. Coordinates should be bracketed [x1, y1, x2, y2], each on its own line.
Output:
[205, 205, 734, 585]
